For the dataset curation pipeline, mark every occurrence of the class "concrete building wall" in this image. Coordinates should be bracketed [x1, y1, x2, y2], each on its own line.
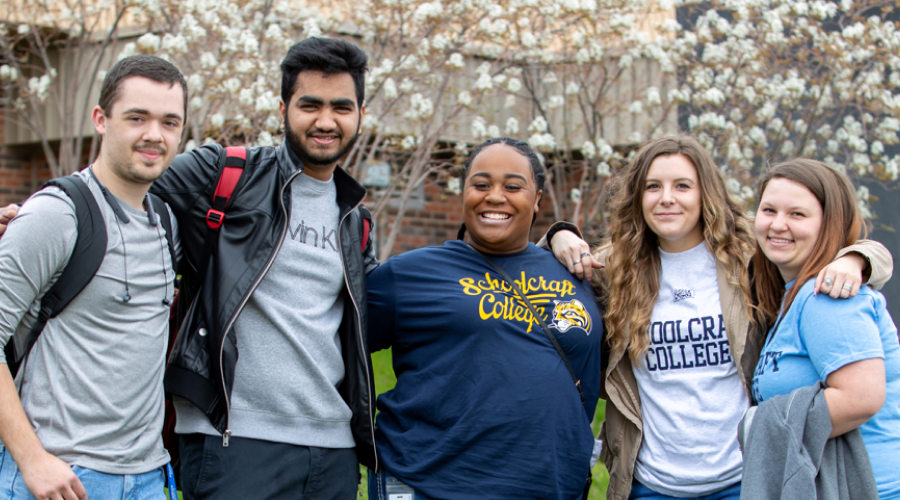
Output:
[865, 181, 900, 328]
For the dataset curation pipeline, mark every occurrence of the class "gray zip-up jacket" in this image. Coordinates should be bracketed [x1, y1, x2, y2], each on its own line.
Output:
[738, 382, 878, 500]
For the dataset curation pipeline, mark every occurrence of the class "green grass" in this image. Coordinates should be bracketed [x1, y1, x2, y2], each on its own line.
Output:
[358, 349, 609, 499]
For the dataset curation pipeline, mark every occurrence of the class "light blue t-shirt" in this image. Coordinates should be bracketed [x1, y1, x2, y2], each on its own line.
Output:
[752, 279, 900, 500]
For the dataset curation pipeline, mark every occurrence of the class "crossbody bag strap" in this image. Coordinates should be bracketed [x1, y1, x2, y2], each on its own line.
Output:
[465, 244, 585, 405]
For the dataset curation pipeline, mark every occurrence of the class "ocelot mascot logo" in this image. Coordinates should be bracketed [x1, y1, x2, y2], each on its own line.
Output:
[549, 299, 592, 335]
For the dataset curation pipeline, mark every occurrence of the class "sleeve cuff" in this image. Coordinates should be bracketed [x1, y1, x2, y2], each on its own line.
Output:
[545, 222, 582, 251]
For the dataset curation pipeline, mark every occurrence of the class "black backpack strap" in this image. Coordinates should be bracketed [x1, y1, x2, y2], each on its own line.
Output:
[6, 175, 107, 378]
[149, 194, 177, 273]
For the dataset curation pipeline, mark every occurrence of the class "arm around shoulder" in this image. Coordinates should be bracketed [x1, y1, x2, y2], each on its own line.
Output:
[149, 144, 225, 218]
[535, 222, 603, 280]
[535, 221, 583, 250]
[838, 239, 893, 289]
[0, 204, 18, 237]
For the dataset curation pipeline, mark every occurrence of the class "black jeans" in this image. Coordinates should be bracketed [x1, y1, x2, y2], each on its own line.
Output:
[179, 434, 359, 500]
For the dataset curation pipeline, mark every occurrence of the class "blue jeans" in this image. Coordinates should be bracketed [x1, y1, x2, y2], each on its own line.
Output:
[368, 469, 420, 500]
[629, 479, 741, 500]
[0, 448, 165, 499]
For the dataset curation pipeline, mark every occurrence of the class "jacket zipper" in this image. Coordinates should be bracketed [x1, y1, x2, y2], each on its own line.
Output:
[336, 202, 379, 472]
[217, 169, 304, 447]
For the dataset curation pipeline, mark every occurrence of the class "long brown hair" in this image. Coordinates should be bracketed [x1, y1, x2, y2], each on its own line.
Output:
[752, 159, 865, 327]
[603, 136, 757, 364]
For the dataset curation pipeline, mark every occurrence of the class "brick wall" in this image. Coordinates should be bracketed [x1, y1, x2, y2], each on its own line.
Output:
[0, 142, 560, 256]
[0, 151, 53, 206]
[372, 183, 558, 256]
[0, 114, 54, 206]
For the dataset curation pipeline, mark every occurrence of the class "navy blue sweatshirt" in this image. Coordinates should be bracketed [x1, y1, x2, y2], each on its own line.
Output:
[368, 241, 603, 500]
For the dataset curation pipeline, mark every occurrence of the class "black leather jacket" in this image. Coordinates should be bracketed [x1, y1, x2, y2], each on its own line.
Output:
[150, 143, 379, 469]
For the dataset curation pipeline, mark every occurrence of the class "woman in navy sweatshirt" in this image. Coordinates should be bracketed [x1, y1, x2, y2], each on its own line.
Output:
[367, 138, 604, 500]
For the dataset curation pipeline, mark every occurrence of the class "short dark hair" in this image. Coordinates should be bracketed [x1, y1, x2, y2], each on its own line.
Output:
[462, 137, 546, 193]
[98, 55, 188, 118]
[280, 37, 369, 107]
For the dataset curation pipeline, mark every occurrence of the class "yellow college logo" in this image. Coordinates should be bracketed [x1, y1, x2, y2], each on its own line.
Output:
[550, 299, 592, 334]
[458, 272, 590, 334]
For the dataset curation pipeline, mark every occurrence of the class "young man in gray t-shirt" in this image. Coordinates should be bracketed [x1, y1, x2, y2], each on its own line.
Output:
[0, 56, 186, 500]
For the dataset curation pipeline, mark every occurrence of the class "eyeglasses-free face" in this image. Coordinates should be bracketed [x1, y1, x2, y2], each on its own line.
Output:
[755, 177, 824, 283]
[641, 153, 704, 253]
[462, 143, 542, 255]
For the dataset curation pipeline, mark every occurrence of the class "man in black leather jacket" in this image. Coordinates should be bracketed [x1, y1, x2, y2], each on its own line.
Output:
[149, 38, 378, 499]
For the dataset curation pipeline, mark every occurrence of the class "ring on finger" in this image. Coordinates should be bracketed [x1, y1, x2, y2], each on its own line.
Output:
[573, 260, 581, 266]
[842, 283, 852, 291]
[824, 277, 833, 286]
[580, 251, 591, 258]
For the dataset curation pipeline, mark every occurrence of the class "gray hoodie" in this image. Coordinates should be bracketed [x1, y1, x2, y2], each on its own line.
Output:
[738, 382, 878, 500]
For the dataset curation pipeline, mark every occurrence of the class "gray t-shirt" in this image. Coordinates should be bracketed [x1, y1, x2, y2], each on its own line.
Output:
[175, 171, 353, 448]
[0, 168, 179, 474]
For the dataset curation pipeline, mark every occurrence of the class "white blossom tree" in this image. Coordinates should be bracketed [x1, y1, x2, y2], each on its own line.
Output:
[127, 0, 321, 152]
[341, 0, 681, 254]
[4, 0, 899, 251]
[669, 0, 900, 216]
[132, 0, 679, 258]
[0, 0, 144, 177]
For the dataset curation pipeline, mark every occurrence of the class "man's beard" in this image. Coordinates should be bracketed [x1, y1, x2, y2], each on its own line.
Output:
[110, 144, 169, 184]
[284, 114, 360, 167]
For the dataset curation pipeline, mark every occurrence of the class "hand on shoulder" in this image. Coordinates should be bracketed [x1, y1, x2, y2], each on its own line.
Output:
[0, 203, 19, 237]
[550, 229, 604, 280]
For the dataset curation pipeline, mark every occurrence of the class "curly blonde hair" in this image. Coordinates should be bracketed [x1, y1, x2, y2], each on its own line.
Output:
[602, 136, 757, 364]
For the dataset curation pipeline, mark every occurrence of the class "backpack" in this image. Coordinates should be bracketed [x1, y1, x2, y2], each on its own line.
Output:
[3, 175, 176, 378]
[3, 147, 373, 474]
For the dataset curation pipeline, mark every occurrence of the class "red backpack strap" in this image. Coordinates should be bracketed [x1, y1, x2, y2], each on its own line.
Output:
[359, 205, 372, 252]
[191, 146, 248, 297]
[206, 146, 246, 230]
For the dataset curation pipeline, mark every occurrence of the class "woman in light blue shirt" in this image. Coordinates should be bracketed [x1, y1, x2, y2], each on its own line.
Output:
[752, 158, 900, 499]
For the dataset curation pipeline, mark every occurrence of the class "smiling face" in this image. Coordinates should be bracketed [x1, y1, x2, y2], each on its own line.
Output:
[279, 70, 365, 181]
[93, 76, 184, 186]
[641, 153, 704, 253]
[462, 144, 542, 254]
[755, 177, 824, 282]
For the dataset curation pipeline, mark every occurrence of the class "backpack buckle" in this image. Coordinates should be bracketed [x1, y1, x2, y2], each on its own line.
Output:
[206, 209, 225, 230]
[37, 305, 53, 322]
